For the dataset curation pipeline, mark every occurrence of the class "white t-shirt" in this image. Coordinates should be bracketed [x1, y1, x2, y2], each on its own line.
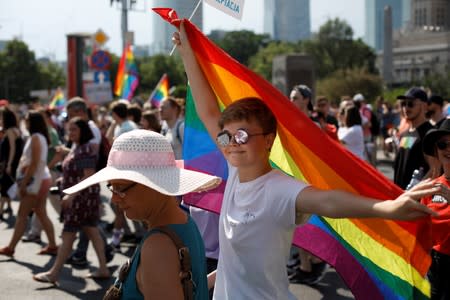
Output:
[213, 165, 308, 300]
[88, 120, 101, 146]
[338, 125, 366, 160]
[162, 118, 184, 160]
[17, 133, 51, 194]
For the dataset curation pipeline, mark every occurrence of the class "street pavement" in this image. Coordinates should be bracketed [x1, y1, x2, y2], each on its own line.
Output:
[0, 150, 394, 299]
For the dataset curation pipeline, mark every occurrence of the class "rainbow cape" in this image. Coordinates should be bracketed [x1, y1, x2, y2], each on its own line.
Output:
[49, 89, 66, 110]
[114, 44, 139, 100]
[154, 10, 432, 300]
[148, 73, 169, 108]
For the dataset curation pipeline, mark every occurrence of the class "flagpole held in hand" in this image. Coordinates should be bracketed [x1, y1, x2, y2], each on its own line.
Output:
[169, 0, 202, 56]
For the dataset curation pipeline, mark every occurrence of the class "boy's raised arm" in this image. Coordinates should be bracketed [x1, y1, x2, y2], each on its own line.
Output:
[173, 21, 222, 141]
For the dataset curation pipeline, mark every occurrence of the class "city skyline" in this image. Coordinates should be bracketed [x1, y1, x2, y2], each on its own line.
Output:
[0, 0, 365, 61]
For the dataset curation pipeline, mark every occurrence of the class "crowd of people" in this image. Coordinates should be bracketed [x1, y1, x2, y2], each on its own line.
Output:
[0, 23, 448, 300]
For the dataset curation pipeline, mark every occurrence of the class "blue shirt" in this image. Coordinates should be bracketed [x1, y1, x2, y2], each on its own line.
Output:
[120, 216, 208, 300]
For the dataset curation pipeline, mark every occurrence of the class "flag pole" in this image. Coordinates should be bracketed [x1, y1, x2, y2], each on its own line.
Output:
[169, 0, 202, 56]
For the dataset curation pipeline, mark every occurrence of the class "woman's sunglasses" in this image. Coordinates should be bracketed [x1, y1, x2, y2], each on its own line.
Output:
[216, 128, 267, 147]
[436, 140, 450, 151]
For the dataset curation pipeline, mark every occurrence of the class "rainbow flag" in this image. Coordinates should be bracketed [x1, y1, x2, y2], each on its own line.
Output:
[148, 73, 169, 108]
[154, 10, 433, 300]
[49, 88, 66, 110]
[114, 44, 139, 100]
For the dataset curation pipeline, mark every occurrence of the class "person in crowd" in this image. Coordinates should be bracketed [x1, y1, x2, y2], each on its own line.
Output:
[0, 111, 57, 257]
[380, 102, 395, 158]
[106, 100, 138, 144]
[338, 105, 366, 161]
[140, 109, 162, 133]
[393, 87, 434, 189]
[290, 84, 315, 119]
[353, 93, 376, 166]
[22, 108, 62, 243]
[0, 107, 23, 219]
[427, 95, 446, 127]
[172, 22, 443, 299]
[160, 97, 185, 160]
[106, 100, 140, 250]
[421, 118, 450, 300]
[127, 103, 143, 126]
[63, 129, 221, 299]
[33, 117, 110, 283]
[315, 96, 339, 129]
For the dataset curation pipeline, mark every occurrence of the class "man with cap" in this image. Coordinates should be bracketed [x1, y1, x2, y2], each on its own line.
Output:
[421, 118, 450, 300]
[393, 87, 434, 189]
[427, 95, 446, 127]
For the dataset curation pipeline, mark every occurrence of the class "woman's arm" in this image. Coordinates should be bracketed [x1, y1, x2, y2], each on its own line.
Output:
[207, 270, 217, 290]
[295, 179, 441, 224]
[22, 135, 41, 184]
[137, 234, 184, 299]
[173, 21, 222, 141]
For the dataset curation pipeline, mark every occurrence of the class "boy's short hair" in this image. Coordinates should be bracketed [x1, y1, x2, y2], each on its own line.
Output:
[219, 98, 277, 134]
[111, 101, 128, 119]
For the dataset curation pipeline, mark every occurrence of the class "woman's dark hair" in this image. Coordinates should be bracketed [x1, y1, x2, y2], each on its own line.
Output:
[1, 107, 18, 130]
[292, 84, 313, 111]
[27, 110, 50, 145]
[344, 106, 362, 127]
[127, 104, 142, 124]
[70, 117, 93, 145]
[142, 110, 161, 132]
[219, 98, 277, 134]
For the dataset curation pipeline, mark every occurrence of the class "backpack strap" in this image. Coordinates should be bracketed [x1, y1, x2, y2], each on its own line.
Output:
[156, 226, 194, 300]
[175, 120, 184, 145]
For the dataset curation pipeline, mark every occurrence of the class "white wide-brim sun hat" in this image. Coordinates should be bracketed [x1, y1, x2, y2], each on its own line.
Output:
[63, 129, 221, 196]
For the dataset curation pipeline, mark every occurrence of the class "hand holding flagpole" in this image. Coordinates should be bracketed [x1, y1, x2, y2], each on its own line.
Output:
[169, 0, 202, 56]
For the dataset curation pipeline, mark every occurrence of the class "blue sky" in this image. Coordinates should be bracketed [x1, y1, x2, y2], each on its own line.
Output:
[0, 0, 364, 60]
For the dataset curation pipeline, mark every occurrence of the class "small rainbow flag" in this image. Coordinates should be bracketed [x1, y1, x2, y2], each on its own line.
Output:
[154, 10, 433, 300]
[49, 88, 66, 110]
[114, 44, 139, 100]
[148, 73, 169, 108]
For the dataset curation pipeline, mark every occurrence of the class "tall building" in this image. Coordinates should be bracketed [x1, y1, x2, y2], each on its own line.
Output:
[263, 0, 311, 42]
[150, 0, 203, 55]
[377, 0, 450, 85]
[364, 0, 408, 51]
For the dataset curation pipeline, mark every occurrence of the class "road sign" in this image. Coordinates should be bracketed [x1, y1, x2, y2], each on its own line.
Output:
[91, 50, 111, 70]
[94, 71, 110, 83]
[84, 82, 113, 104]
[94, 29, 109, 46]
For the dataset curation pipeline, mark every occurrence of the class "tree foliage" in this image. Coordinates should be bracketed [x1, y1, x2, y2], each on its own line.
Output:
[422, 71, 450, 97]
[36, 61, 66, 90]
[213, 30, 270, 66]
[317, 68, 383, 102]
[300, 18, 377, 79]
[0, 39, 40, 102]
[248, 41, 300, 80]
[136, 54, 186, 97]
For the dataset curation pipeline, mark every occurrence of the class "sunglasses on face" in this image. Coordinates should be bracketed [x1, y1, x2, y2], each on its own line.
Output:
[400, 99, 417, 108]
[107, 182, 137, 198]
[436, 140, 450, 151]
[216, 128, 267, 147]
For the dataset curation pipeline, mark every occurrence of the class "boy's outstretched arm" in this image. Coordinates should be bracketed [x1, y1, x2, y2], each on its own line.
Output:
[173, 21, 222, 141]
[294, 179, 442, 224]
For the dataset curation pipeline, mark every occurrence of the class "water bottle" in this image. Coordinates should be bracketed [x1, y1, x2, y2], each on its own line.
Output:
[406, 167, 424, 190]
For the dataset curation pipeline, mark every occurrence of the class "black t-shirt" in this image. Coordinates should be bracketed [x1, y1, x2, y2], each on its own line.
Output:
[393, 121, 433, 189]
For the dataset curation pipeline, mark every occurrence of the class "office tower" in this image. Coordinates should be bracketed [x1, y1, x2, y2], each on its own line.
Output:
[410, 0, 450, 30]
[264, 0, 311, 42]
[150, 0, 203, 54]
[364, 0, 406, 51]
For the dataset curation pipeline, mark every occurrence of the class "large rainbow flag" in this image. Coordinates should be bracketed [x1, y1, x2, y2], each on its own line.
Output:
[49, 88, 66, 110]
[114, 44, 139, 100]
[148, 73, 169, 108]
[154, 10, 433, 300]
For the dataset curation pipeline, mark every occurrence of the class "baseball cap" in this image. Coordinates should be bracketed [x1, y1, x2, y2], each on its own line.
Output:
[397, 87, 428, 103]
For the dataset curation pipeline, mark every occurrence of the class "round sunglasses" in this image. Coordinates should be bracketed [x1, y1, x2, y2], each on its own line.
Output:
[436, 140, 450, 151]
[216, 128, 267, 147]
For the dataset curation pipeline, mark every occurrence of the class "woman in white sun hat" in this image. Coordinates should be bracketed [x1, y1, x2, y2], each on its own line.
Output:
[44, 129, 220, 299]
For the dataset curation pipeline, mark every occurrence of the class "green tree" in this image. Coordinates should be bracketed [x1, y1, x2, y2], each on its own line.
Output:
[317, 68, 383, 102]
[214, 30, 270, 66]
[301, 18, 377, 79]
[36, 61, 66, 90]
[137, 54, 186, 96]
[248, 41, 300, 80]
[0, 39, 40, 102]
[422, 71, 450, 97]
